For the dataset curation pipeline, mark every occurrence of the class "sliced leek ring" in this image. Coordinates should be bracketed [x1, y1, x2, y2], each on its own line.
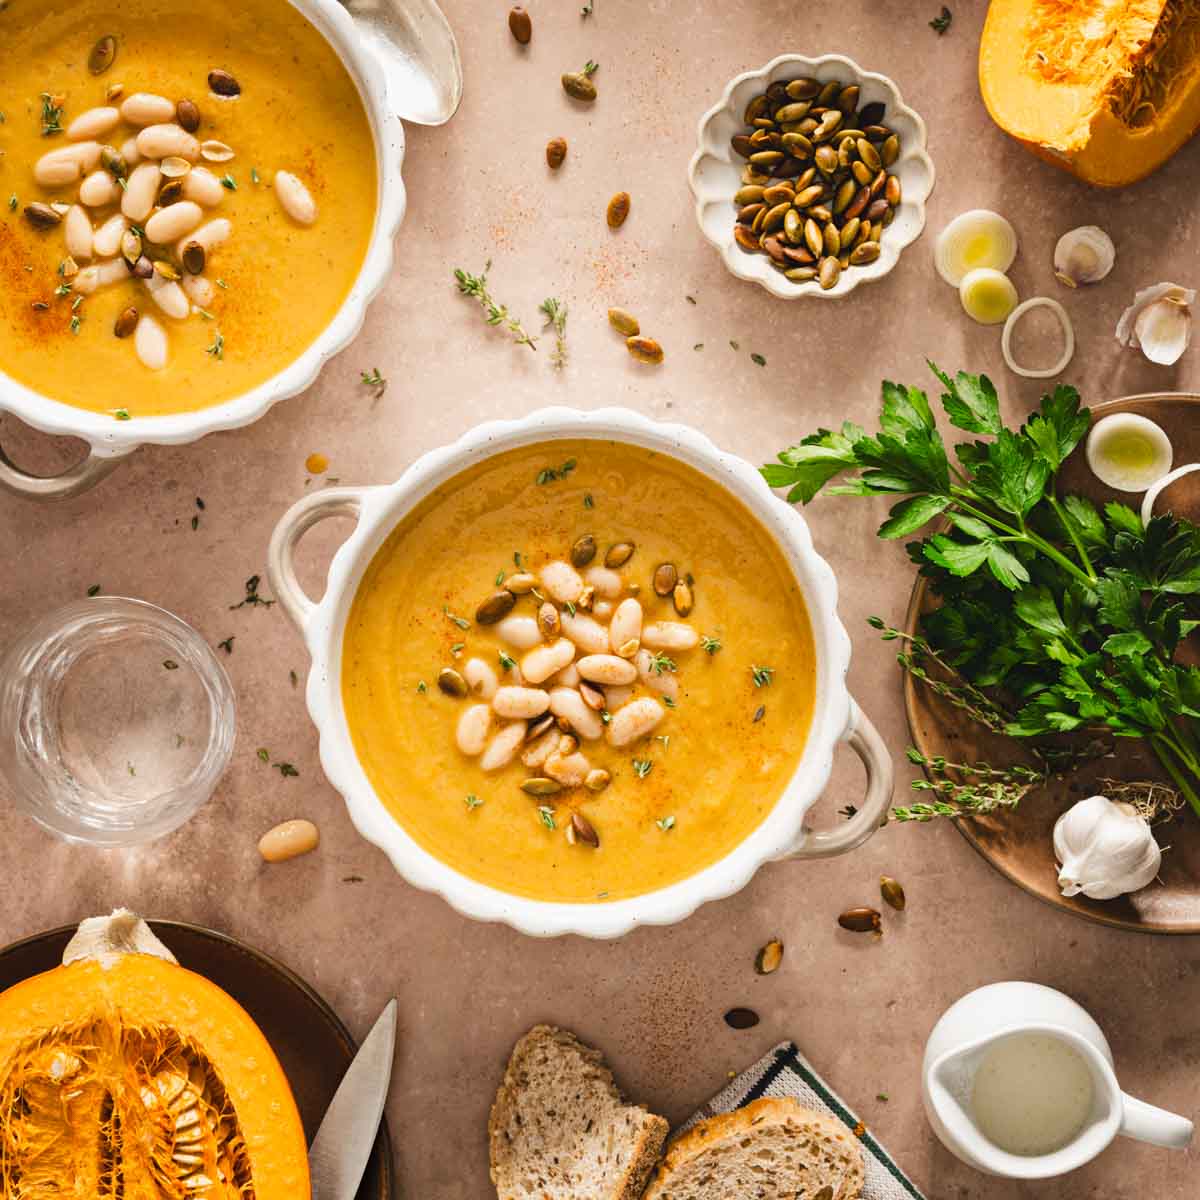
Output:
[959, 267, 1018, 325]
[935, 209, 1018, 285]
[1001, 296, 1075, 379]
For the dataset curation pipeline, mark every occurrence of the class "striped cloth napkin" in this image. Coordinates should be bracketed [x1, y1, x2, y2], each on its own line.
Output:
[683, 1042, 926, 1200]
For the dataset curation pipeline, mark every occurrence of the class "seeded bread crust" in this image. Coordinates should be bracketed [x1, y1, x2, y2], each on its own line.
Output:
[488, 1025, 669, 1200]
[642, 1096, 865, 1200]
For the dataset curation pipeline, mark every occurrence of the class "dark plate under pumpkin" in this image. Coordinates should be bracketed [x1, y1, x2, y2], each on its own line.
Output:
[0, 919, 394, 1198]
[905, 392, 1200, 934]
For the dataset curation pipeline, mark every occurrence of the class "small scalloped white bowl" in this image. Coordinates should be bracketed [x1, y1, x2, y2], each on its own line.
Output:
[0, 0, 406, 496]
[688, 53, 935, 300]
[267, 407, 894, 939]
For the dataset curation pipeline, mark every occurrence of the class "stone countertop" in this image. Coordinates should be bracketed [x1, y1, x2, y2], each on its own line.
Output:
[1, 1, 1198, 1196]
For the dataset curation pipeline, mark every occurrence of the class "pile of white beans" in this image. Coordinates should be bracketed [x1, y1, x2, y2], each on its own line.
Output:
[451, 554, 702, 806]
[29, 87, 318, 374]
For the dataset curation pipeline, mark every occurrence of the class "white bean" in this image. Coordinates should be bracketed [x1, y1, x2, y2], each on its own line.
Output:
[181, 273, 214, 308]
[78, 169, 120, 208]
[455, 704, 491, 757]
[642, 621, 700, 652]
[583, 565, 623, 598]
[178, 217, 231, 258]
[548, 687, 603, 741]
[609, 598, 643, 657]
[521, 638, 576, 685]
[136, 123, 200, 161]
[607, 697, 665, 748]
[540, 560, 584, 605]
[134, 313, 168, 370]
[604, 684, 634, 710]
[521, 728, 558, 769]
[181, 166, 226, 207]
[273, 170, 317, 225]
[545, 751, 591, 788]
[72, 257, 130, 295]
[492, 686, 551, 720]
[593, 599, 614, 621]
[480, 721, 526, 771]
[144, 201, 203, 244]
[122, 162, 161, 221]
[64, 205, 93, 261]
[92, 213, 129, 258]
[552, 662, 580, 688]
[577, 654, 639, 685]
[496, 615, 542, 650]
[121, 92, 177, 127]
[258, 818, 320, 863]
[67, 106, 120, 141]
[464, 657, 498, 701]
[636, 648, 680, 699]
[145, 271, 189, 319]
[560, 611, 610, 655]
[34, 142, 101, 187]
[121, 136, 143, 166]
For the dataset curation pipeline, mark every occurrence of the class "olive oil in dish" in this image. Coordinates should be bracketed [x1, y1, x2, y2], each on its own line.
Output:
[971, 1033, 1095, 1157]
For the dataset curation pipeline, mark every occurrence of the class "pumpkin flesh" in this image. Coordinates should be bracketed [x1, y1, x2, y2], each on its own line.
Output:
[980, 0, 1200, 185]
[0, 955, 309, 1200]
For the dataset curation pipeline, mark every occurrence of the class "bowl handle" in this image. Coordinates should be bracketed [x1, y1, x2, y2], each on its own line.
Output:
[784, 699, 894, 859]
[0, 441, 129, 500]
[267, 487, 369, 633]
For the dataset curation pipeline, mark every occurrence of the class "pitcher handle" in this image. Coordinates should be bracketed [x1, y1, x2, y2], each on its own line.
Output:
[267, 487, 370, 633]
[784, 698, 894, 859]
[0, 441, 130, 500]
[1119, 1094, 1194, 1149]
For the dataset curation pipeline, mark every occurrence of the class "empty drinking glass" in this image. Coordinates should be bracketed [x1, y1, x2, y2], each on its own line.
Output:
[0, 596, 235, 845]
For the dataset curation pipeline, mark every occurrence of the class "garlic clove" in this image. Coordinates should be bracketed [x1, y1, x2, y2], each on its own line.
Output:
[1053, 225, 1115, 287]
[1116, 282, 1195, 366]
[1053, 795, 1162, 901]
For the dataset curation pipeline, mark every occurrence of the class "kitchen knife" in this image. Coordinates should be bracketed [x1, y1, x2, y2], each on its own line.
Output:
[309, 999, 398, 1200]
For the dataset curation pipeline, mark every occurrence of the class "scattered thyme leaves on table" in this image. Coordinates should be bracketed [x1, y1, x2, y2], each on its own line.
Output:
[539, 297, 568, 369]
[930, 6, 952, 34]
[230, 574, 274, 610]
[764, 360, 1200, 820]
[360, 366, 387, 397]
[453, 261, 537, 351]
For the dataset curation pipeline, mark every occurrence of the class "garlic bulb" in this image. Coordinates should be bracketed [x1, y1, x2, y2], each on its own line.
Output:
[1116, 282, 1195, 366]
[1054, 226, 1115, 287]
[1053, 795, 1161, 900]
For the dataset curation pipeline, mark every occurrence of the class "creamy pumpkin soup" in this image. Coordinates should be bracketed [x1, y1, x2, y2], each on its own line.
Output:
[0, 0, 376, 416]
[342, 442, 817, 904]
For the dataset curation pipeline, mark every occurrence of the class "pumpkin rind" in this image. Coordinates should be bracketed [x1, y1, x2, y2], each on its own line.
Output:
[980, 0, 1200, 186]
[0, 954, 309, 1199]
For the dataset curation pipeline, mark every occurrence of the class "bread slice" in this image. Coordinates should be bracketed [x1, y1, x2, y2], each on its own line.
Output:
[642, 1096, 865, 1200]
[489, 1024, 669, 1200]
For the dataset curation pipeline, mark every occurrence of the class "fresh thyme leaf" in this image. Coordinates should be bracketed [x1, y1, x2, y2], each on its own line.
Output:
[539, 296, 568, 369]
[273, 761, 300, 778]
[536, 458, 577, 485]
[217, 636, 234, 654]
[162, 659, 179, 670]
[538, 805, 556, 829]
[205, 330, 224, 360]
[7, 196, 16, 212]
[580, 0, 593, 14]
[39, 92, 64, 136]
[454, 261, 537, 351]
[499, 650, 517, 671]
[632, 758, 653, 778]
[251, 167, 260, 184]
[701, 634, 721, 654]
[257, 748, 269, 762]
[750, 352, 766, 367]
[220, 173, 237, 190]
[113, 408, 130, 420]
[751, 664, 774, 687]
[648, 652, 677, 675]
[443, 606, 471, 630]
[417, 680, 427, 693]
[360, 366, 387, 397]
[583, 493, 594, 509]
[656, 815, 675, 831]
[86, 584, 101, 597]
[753, 705, 765, 723]
[290, 669, 298, 687]
[662, 695, 677, 708]
[229, 574, 274, 609]
[930, 5, 952, 33]
[466, 793, 484, 810]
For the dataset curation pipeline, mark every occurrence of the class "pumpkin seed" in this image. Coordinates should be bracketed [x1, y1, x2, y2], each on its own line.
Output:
[585, 768, 611, 791]
[176, 98, 201, 133]
[606, 191, 630, 229]
[736, 202, 764, 225]
[208, 69, 240, 97]
[839, 216, 861, 247]
[816, 80, 840, 106]
[783, 208, 802, 242]
[604, 541, 635, 568]
[526, 713, 555, 741]
[88, 35, 117, 75]
[537, 601, 560, 639]
[814, 144, 838, 174]
[23, 203, 61, 230]
[156, 178, 184, 206]
[761, 201, 790, 232]
[803, 217, 823, 257]
[836, 84, 860, 114]
[113, 306, 138, 338]
[152, 260, 181, 281]
[743, 95, 768, 124]
[880, 876, 906, 911]
[754, 937, 784, 974]
[521, 777, 562, 796]
[562, 70, 597, 102]
[762, 182, 794, 206]
[626, 336, 663, 364]
[784, 266, 816, 282]
[838, 906, 882, 933]
[881, 134, 900, 166]
[672, 580, 694, 617]
[785, 78, 820, 100]
[653, 563, 677, 596]
[782, 245, 814, 265]
[182, 240, 206, 275]
[850, 240, 881, 265]
[822, 222, 840, 257]
[120, 228, 142, 264]
[570, 534, 597, 568]
[781, 132, 813, 157]
[761, 235, 787, 264]
[476, 591, 517, 624]
[571, 811, 600, 847]
[748, 150, 783, 166]
[858, 100, 886, 127]
[437, 667, 468, 697]
[733, 224, 760, 253]
[734, 184, 766, 207]
[812, 110, 843, 142]
[607, 309, 639, 339]
[774, 102, 811, 123]
[724, 1007, 760, 1030]
[508, 5, 532, 43]
[833, 178, 857, 215]
[731, 134, 755, 158]
[132, 255, 153, 278]
[818, 256, 841, 290]
[857, 138, 881, 171]
[885, 174, 902, 206]
[866, 197, 890, 222]
[863, 124, 892, 141]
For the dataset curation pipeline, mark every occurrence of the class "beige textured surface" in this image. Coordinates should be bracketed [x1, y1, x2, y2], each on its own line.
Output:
[1, 2, 1199, 1196]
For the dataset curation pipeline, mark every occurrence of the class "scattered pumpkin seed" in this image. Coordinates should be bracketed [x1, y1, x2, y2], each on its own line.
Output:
[724, 1007, 760, 1030]
[653, 562, 678, 596]
[538, 601, 560, 638]
[208, 68, 241, 97]
[521, 777, 562, 796]
[606, 191, 631, 229]
[526, 713, 555, 741]
[838, 906, 882, 933]
[437, 667, 468, 697]
[584, 768, 611, 792]
[626, 336, 663, 364]
[476, 590, 517, 624]
[23, 203, 61, 230]
[754, 937, 784, 975]
[608, 307, 640, 336]
[88, 34, 117, 75]
[604, 541, 635, 568]
[182, 240, 206, 275]
[571, 811, 600, 847]
[508, 5, 532, 43]
[113, 306, 138, 338]
[176, 98, 200, 132]
[152, 260, 180, 281]
[545, 135, 566, 168]
[562, 61, 598, 102]
[156, 178, 183, 206]
[570, 534, 597, 568]
[672, 580, 694, 617]
[880, 876, 906, 911]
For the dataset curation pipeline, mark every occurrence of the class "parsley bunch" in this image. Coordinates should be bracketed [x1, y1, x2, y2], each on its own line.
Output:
[764, 361, 1200, 818]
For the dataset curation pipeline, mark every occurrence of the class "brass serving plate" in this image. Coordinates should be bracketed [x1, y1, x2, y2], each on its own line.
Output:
[904, 393, 1200, 934]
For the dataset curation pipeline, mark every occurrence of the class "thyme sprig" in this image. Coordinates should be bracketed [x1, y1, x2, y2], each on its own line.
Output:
[454, 261, 537, 351]
[894, 750, 1044, 822]
[539, 297, 568, 369]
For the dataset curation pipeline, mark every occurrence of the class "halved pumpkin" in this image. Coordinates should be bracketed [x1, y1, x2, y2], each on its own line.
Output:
[0, 912, 310, 1200]
[980, 0, 1200, 186]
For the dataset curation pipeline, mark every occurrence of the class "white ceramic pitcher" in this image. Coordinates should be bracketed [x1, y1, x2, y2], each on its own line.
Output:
[922, 982, 1193, 1179]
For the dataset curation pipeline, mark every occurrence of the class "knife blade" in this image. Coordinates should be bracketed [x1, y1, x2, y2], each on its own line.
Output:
[309, 999, 397, 1200]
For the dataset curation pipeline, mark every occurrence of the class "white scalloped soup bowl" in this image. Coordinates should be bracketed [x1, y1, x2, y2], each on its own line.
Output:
[0, 0, 406, 493]
[689, 53, 935, 299]
[267, 408, 894, 939]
